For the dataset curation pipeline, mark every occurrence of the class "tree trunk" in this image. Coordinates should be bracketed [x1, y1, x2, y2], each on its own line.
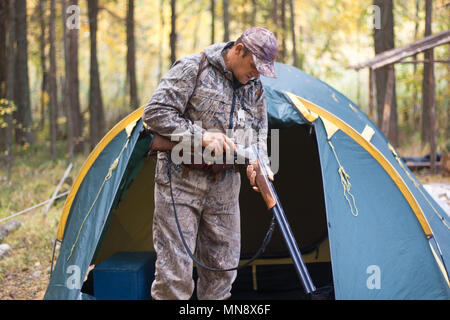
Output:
[250, 0, 257, 27]
[223, 0, 230, 42]
[0, 0, 6, 152]
[279, 0, 287, 62]
[13, 0, 33, 146]
[373, 0, 398, 146]
[62, 0, 73, 162]
[381, 65, 395, 136]
[421, 0, 432, 144]
[192, 10, 201, 50]
[288, 0, 297, 67]
[210, 0, 215, 44]
[87, 0, 105, 150]
[49, 0, 58, 157]
[170, 0, 177, 65]
[64, 0, 83, 157]
[4, 0, 15, 174]
[422, 0, 437, 172]
[126, 0, 138, 109]
[369, 68, 375, 120]
[411, 0, 420, 129]
[272, 0, 279, 40]
[157, 0, 165, 83]
[0, 2, 4, 89]
[68, 0, 83, 154]
[38, 0, 48, 132]
[63, 0, 77, 164]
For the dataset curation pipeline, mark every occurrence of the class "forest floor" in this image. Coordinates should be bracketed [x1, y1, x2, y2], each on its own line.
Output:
[0, 141, 448, 300]
[0, 141, 85, 300]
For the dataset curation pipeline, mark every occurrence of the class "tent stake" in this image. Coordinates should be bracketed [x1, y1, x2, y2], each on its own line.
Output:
[43, 163, 73, 218]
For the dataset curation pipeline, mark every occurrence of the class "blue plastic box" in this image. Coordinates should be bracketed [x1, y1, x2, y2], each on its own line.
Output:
[93, 251, 156, 300]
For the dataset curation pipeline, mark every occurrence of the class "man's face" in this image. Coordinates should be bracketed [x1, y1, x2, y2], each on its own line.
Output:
[231, 44, 260, 84]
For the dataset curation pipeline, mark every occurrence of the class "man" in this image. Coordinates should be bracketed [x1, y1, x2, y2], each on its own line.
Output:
[143, 27, 278, 300]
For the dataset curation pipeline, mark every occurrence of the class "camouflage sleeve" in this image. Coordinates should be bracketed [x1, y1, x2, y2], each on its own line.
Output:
[143, 56, 205, 143]
[254, 84, 271, 168]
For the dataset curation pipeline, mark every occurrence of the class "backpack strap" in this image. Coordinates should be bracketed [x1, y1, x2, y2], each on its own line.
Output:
[196, 51, 208, 85]
[190, 51, 208, 100]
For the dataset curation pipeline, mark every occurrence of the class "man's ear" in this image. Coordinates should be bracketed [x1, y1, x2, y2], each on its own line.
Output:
[234, 43, 245, 56]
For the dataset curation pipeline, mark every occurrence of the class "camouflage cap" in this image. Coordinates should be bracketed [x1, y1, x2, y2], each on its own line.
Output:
[240, 27, 278, 78]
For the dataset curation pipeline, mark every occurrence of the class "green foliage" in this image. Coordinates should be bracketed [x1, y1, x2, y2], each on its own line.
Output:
[12, 0, 450, 159]
[443, 137, 450, 153]
[0, 99, 17, 129]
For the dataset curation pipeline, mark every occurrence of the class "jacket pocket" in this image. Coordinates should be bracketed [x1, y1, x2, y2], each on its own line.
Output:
[154, 155, 170, 185]
[187, 90, 232, 131]
[190, 87, 227, 112]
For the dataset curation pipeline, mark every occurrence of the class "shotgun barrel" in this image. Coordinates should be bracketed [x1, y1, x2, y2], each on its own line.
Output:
[249, 145, 316, 294]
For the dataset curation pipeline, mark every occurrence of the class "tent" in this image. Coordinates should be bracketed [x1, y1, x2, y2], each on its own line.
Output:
[44, 62, 450, 300]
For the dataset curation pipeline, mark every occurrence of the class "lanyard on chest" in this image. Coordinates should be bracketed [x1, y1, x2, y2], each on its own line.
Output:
[229, 80, 244, 131]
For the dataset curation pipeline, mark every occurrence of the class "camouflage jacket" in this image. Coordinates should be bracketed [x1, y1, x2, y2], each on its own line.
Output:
[143, 42, 269, 166]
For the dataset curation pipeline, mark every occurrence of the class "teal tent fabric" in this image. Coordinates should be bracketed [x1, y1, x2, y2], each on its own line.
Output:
[44, 62, 449, 300]
[262, 63, 449, 299]
[314, 120, 448, 299]
[265, 85, 306, 128]
[45, 120, 142, 300]
[261, 63, 449, 299]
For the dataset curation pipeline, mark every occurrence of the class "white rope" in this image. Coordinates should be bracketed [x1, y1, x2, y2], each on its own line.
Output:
[66, 139, 130, 262]
[0, 191, 70, 223]
[389, 144, 449, 230]
[328, 140, 359, 217]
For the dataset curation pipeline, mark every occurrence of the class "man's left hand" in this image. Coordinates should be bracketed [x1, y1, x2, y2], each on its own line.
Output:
[246, 162, 274, 193]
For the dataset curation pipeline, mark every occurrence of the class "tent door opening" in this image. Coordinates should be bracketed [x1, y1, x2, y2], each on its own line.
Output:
[231, 124, 334, 299]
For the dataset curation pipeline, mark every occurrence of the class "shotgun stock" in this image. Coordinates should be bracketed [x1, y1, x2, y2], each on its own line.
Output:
[247, 159, 277, 209]
[149, 133, 178, 152]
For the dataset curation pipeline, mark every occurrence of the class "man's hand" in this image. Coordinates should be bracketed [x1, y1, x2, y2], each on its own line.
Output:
[202, 131, 237, 157]
[246, 161, 274, 192]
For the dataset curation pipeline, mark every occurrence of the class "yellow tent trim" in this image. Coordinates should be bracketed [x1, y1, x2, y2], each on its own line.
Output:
[284, 91, 433, 237]
[287, 94, 318, 122]
[56, 106, 145, 241]
[321, 116, 339, 140]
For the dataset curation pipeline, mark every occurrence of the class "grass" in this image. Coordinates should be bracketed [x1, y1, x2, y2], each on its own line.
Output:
[0, 140, 86, 299]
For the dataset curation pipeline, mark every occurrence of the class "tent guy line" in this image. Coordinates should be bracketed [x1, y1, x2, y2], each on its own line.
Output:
[0, 191, 69, 223]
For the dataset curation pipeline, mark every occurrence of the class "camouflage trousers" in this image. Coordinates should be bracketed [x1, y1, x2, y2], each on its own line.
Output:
[151, 154, 241, 300]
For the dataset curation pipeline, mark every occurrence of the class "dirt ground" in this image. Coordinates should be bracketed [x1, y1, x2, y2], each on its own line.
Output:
[1, 269, 47, 300]
[0, 198, 63, 300]
[0, 170, 448, 300]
